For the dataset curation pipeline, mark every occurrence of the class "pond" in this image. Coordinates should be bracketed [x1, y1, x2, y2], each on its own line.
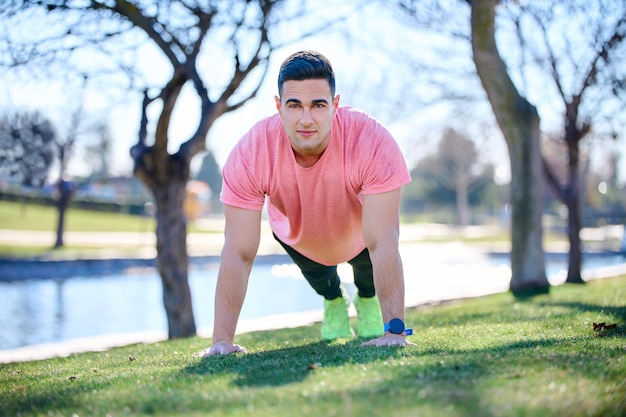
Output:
[1, 243, 624, 352]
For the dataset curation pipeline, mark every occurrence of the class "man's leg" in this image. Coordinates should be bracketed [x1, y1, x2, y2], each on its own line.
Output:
[273, 234, 342, 299]
[274, 235, 352, 339]
[347, 248, 375, 298]
[348, 248, 384, 338]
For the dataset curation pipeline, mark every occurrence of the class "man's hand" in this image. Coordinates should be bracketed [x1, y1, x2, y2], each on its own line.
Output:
[194, 341, 248, 357]
[360, 333, 415, 347]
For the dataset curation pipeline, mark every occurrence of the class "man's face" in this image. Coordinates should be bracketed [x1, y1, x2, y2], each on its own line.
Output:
[275, 79, 340, 166]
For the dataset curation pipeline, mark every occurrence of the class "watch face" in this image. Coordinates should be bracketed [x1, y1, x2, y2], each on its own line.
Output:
[389, 318, 405, 334]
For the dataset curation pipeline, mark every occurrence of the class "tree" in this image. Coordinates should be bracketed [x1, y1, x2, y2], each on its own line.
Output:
[417, 128, 492, 226]
[395, 0, 625, 291]
[0, 111, 56, 188]
[52, 76, 88, 248]
[1, 0, 354, 338]
[124, 1, 296, 338]
[469, 0, 549, 294]
[502, 1, 626, 284]
[51, 133, 76, 249]
[0, 78, 106, 247]
[393, 0, 548, 294]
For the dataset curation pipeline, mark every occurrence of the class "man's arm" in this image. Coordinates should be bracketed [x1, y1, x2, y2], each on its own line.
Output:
[195, 205, 261, 357]
[360, 188, 414, 347]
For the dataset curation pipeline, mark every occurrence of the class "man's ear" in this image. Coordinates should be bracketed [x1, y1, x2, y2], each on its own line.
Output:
[333, 95, 340, 110]
[274, 96, 281, 112]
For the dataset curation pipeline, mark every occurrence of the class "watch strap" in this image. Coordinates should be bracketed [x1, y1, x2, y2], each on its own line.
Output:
[384, 318, 413, 336]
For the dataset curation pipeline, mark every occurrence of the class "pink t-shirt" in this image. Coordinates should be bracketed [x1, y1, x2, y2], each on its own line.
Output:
[221, 106, 411, 265]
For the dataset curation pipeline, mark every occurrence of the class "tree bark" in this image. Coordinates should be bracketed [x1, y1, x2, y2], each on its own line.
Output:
[54, 179, 74, 248]
[152, 175, 196, 338]
[565, 139, 584, 283]
[470, 0, 549, 295]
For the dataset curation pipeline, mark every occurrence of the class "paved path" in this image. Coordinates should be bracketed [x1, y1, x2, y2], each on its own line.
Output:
[0, 223, 516, 259]
[2, 222, 622, 257]
[0, 219, 283, 258]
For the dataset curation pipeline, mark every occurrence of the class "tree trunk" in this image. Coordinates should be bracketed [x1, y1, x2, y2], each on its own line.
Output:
[470, 0, 549, 295]
[54, 205, 66, 248]
[152, 177, 196, 338]
[507, 124, 549, 294]
[565, 140, 584, 283]
[566, 196, 583, 283]
[54, 179, 74, 248]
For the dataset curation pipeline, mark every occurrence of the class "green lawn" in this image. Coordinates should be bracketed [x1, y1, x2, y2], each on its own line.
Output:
[0, 201, 222, 257]
[1, 276, 624, 417]
[0, 201, 157, 257]
[0, 200, 156, 233]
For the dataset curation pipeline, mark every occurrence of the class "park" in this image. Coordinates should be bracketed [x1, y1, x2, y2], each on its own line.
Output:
[1, 1, 625, 416]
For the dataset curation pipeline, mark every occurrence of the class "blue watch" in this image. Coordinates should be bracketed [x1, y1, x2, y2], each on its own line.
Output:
[384, 318, 413, 336]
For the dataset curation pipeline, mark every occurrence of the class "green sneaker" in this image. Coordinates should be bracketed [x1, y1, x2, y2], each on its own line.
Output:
[321, 291, 353, 340]
[354, 294, 384, 338]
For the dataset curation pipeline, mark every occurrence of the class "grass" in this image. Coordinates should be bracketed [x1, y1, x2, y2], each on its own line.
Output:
[0, 200, 221, 258]
[1, 276, 625, 417]
[0, 200, 156, 258]
[0, 200, 223, 233]
[0, 200, 156, 233]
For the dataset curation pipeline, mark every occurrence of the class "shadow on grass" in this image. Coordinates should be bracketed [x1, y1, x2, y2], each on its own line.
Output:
[185, 338, 404, 387]
[179, 333, 623, 417]
[411, 292, 626, 330]
[536, 301, 626, 321]
[4, 331, 623, 417]
[183, 295, 626, 391]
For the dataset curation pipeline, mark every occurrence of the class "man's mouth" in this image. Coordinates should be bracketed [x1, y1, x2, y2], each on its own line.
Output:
[297, 130, 316, 137]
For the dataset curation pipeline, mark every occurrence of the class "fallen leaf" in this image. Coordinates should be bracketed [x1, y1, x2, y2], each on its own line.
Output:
[307, 362, 321, 371]
[593, 322, 619, 336]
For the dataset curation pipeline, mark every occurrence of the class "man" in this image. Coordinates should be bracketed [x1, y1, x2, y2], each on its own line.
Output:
[197, 50, 413, 357]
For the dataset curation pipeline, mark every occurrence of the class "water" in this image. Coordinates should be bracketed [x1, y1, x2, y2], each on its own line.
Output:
[0, 262, 321, 351]
[1, 243, 624, 351]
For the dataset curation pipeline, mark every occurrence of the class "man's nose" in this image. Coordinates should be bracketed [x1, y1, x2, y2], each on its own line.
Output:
[300, 107, 313, 124]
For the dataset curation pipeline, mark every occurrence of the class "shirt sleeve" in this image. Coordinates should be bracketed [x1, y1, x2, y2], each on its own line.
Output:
[220, 128, 266, 211]
[354, 114, 412, 195]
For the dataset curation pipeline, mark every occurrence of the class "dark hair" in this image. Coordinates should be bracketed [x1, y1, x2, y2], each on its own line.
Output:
[277, 50, 335, 97]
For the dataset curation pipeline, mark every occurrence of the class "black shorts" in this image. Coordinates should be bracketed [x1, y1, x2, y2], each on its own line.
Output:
[273, 234, 375, 300]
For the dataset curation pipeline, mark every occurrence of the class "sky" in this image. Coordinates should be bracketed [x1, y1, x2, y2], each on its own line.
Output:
[0, 1, 623, 187]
